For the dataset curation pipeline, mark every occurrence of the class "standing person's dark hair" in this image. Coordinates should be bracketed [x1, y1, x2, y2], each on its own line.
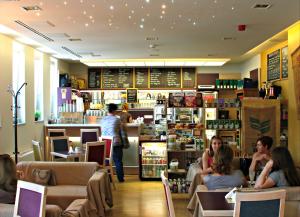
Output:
[108, 103, 118, 113]
[271, 147, 300, 186]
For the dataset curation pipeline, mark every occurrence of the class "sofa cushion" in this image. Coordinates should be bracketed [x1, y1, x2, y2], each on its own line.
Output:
[32, 169, 56, 186]
[17, 161, 99, 185]
[47, 185, 87, 210]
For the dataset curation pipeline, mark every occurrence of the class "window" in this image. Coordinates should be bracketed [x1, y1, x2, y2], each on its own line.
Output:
[12, 42, 26, 124]
[34, 51, 43, 121]
[50, 58, 59, 119]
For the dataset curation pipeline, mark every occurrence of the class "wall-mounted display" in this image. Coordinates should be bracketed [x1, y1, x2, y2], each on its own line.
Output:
[267, 49, 281, 81]
[281, 46, 288, 79]
[127, 88, 138, 103]
[182, 68, 196, 88]
[150, 68, 181, 88]
[88, 68, 101, 88]
[135, 68, 148, 88]
[102, 68, 133, 88]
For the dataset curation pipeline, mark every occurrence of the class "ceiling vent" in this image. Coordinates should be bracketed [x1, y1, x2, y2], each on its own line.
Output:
[61, 46, 82, 58]
[14, 20, 54, 42]
[146, 36, 159, 41]
[69, 38, 82, 42]
[150, 54, 160, 57]
[22, 5, 42, 11]
[252, 4, 271, 9]
[223, 37, 236, 41]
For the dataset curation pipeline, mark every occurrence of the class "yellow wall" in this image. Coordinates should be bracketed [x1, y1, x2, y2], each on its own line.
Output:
[287, 22, 300, 165]
[260, 41, 289, 99]
[260, 22, 300, 164]
[0, 33, 66, 157]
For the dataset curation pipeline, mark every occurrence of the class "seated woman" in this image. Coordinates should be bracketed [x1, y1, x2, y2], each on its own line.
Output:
[203, 145, 246, 190]
[255, 146, 300, 189]
[249, 136, 273, 175]
[201, 136, 223, 175]
[0, 154, 17, 204]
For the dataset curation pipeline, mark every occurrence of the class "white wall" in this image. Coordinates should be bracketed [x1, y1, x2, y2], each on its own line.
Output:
[0, 33, 68, 157]
[240, 54, 261, 79]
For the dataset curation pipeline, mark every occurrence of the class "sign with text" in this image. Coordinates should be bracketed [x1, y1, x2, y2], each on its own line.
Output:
[127, 88, 138, 103]
[88, 68, 101, 88]
[182, 68, 196, 88]
[135, 68, 148, 88]
[102, 68, 133, 88]
[150, 68, 181, 88]
[267, 49, 281, 81]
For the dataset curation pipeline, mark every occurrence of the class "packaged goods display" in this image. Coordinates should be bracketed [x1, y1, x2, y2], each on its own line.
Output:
[184, 92, 196, 107]
[168, 178, 191, 193]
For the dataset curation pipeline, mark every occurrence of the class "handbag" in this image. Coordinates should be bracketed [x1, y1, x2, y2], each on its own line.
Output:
[120, 126, 130, 149]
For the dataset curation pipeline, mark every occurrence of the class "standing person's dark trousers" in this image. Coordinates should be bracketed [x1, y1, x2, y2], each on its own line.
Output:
[113, 146, 124, 182]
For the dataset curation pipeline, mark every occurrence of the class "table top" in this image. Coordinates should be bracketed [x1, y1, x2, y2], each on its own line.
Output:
[197, 191, 234, 217]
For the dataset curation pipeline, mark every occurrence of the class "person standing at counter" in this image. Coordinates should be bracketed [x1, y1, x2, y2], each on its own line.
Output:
[101, 103, 129, 182]
[119, 103, 132, 124]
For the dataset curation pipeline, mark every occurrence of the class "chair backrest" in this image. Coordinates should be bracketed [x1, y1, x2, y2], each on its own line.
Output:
[32, 140, 42, 161]
[100, 136, 114, 160]
[50, 136, 69, 153]
[85, 141, 106, 167]
[48, 129, 66, 137]
[14, 180, 47, 217]
[161, 171, 176, 217]
[234, 189, 286, 217]
[80, 129, 99, 145]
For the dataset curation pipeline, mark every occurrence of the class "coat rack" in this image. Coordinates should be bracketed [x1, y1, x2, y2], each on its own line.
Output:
[7, 82, 27, 163]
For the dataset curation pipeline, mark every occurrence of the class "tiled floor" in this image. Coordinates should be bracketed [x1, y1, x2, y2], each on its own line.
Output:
[107, 175, 191, 217]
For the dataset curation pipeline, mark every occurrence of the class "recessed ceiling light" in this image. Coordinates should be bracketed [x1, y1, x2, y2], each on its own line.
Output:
[109, 5, 114, 10]
[161, 4, 166, 9]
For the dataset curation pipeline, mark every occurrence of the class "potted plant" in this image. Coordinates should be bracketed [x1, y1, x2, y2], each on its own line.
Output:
[34, 111, 41, 121]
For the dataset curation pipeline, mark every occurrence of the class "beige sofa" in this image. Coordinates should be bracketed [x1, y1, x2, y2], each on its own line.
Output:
[188, 158, 300, 217]
[16, 161, 113, 217]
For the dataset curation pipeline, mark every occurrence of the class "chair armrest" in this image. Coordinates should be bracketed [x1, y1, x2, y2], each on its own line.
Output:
[87, 170, 113, 217]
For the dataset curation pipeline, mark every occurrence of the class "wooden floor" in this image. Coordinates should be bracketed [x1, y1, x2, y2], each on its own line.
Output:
[107, 175, 191, 217]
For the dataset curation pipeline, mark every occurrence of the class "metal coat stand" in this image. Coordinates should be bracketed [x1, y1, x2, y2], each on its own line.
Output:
[7, 82, 27, 163]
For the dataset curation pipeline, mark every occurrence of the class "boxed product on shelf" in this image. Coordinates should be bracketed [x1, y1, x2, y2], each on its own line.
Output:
[172, 92, 185, 107]
[184, 92, 196, 107]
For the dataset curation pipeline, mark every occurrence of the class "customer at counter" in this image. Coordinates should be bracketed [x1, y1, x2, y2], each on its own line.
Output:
[100, 103, 129, 182]
[249, 136, 273, 176]
[119, 103, 132, 124]
[203, 145, 246, 190]
[0, 154, 17, 204]
[255, 147, 300, 189]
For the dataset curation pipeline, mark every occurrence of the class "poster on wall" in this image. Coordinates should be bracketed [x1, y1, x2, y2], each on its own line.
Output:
[291, 45, 300, 119]
[281, 46, 288, 79]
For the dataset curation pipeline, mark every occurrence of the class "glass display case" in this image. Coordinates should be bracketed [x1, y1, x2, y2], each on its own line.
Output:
[139, 141, 167, 180]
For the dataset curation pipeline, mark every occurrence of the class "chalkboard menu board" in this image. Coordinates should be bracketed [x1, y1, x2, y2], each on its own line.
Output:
[150, 68, 181, 88]
[102, 68, 133, 88]
[135, 68, 148, 88]
[182, 68, 196, 88]
[127, 88, 138, 103]
[88, 68, 101, 88]
[281, 46, 288, 79]
[267, 49, 281, 81]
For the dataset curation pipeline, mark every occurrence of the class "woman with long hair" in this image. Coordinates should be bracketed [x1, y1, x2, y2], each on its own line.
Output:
[255, 146, 300, 188]
[201, 136, 223, 174]
[203, 145, 245, 190]
[0, 154, 17, 203]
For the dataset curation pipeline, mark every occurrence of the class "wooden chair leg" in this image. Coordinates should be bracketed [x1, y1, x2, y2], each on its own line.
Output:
[109, 163, 116, 190]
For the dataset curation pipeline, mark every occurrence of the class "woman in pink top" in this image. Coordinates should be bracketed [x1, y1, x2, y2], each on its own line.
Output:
[201, 136, 223, 174]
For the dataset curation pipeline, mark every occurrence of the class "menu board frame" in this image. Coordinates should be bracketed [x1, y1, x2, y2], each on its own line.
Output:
[267, 49, 281, 81]
[102, 68, 133, 88]
[126, 88, 138, 103]
[150, 68, 181, 88]
[88, 68, 101, 88]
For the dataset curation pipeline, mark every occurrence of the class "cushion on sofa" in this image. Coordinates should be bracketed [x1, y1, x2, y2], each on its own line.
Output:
[47, 185, 87, 210]
[17, 161, 99, 185]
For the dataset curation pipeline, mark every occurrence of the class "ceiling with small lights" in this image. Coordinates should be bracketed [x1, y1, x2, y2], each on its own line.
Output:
[0, 0, 299, 63]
